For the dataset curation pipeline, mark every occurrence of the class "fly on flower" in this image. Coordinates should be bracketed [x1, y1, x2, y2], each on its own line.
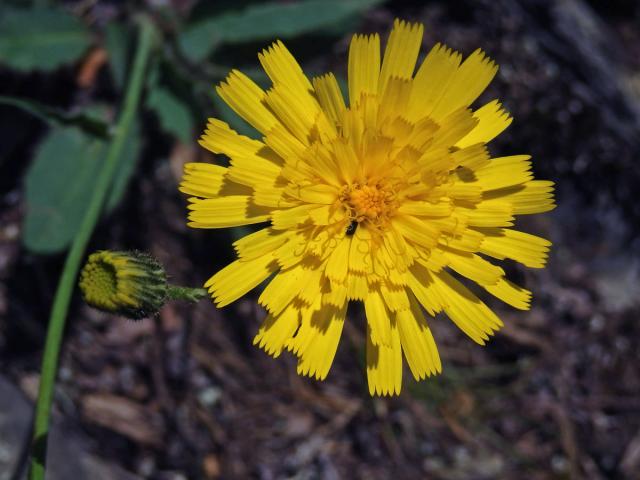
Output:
[180, 19, 555, 395]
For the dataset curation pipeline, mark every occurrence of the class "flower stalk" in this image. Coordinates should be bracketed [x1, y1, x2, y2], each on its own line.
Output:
[28, 17, 155, 480]
[167, 285, 208, 303]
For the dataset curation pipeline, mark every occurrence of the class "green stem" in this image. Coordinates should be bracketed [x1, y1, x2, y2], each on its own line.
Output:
[28, 18, 155, 480]
[166, 285, 208, 303]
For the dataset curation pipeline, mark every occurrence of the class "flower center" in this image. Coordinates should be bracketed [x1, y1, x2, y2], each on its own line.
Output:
[341, 182, 397, 225]
[79, 254, 120, 310]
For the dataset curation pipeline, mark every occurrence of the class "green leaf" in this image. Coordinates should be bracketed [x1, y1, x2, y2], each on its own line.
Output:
[0, 95, 111, 138]
[24, 128, 103, 253]
[179, 0, 384, 62]
[23, 124, 141, 253]
[0, 6, 92, 72]
[147, 86, 194, 143]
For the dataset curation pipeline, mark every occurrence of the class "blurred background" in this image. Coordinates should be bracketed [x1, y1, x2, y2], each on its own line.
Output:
[1, 0, 640, 479]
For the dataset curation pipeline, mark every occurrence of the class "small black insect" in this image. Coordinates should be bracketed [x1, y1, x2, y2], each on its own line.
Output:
[345, 220, 358, 236]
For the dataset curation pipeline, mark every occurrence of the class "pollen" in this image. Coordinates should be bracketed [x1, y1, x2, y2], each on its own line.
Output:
[342, 182, 397, 224]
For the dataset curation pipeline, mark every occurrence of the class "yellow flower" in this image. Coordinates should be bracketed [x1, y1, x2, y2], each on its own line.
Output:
[180, 19, 555, 395]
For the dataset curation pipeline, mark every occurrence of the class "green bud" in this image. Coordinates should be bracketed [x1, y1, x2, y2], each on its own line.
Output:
[79, 250, 168, 319]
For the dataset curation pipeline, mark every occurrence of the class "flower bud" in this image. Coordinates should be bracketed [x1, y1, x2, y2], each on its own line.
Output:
[79, 250, 168, 319]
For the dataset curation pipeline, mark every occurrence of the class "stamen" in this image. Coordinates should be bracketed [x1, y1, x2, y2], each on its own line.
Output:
[340, 181, 398, 227]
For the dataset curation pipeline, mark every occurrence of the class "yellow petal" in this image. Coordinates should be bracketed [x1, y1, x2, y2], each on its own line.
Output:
[341, 105, 365, 152]
[406, 117, 439, 150]
[253, 186, 298, 208]
[444, 251, 505, 285]
[325, 236, 351, 283]
[430, 49, 498, 121]
[386, 264, 406, 286]
[457, 200, 514, 227]
[378, 77, 411, 123]
[379, 19, 423, 95]
[438, 228, 485, 252]
[407, 43, 462, 121]
[254, 302, 300, 357]
[397, 295, 441, 380]
[187, 196, 271, 228]
[451, 143, 490, 170]
[330, 139, 360, 185]
[259, 265, 313, 315]
[418, 147, 454, 173]
[363, 135, 396, 174]
[306, 226, 341, 259]
[216, 70, 278, 134]
[205, 255, 278, 308]
[263, 123, 307, 164]
[484, 180, 556, 214]
[348, 33, 380, 107]
[364, 288, 392, 346]
[346, 272, 369, 300]
[430, 215, 468, 236]
[478, 227, 551, 268]
[447, 183, 483, 202]
[296, 303, 347, 380]
[199, 118, 264, 158]
[431, 270, 503, 344]
[312, 73, 347, 127]
[456, 100, 512, 149]
[398, 199, 453, 217]
[227, 155, 282, 189]
[265, 83, 319, 143]
[324, 282, 348, 306]
[258, 40, 313, 95]
[391, 215, 440, 249]
[179, 162, 227, 198]
[233, 228, 287, 259]
[307, 205, 331, 225]
[285, 299, 320, 355]
[379, 282, 410, 312]
[382, 229, 418, 271]
[406, 262, 443, 316]
[271, 204, 317, 230]
[472, 155, 533, 190]
[348, 225, 374, 273]
[275, 230, 310, 269]
[288, 183, 340, 205]
[484, 277, 532, 310]
[300, 148, 340, 189]
[417, 248, 448, 272]
[366, 324, 402, 396]
[427, 107, 478, 151]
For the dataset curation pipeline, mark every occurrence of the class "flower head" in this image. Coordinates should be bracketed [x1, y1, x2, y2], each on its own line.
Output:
[79, 251, 168, 319]
[180, 19, 555, 395]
